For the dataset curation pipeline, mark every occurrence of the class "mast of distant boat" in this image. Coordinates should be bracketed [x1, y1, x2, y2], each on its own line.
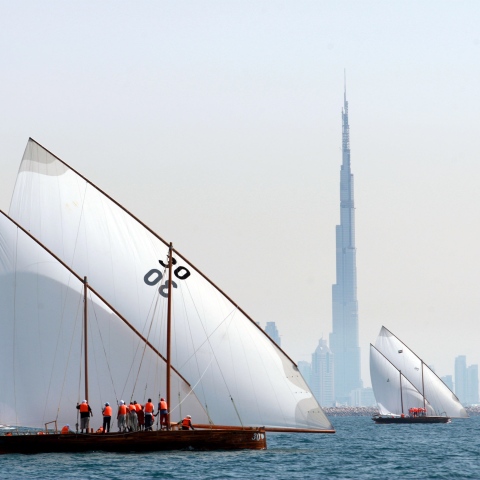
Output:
[166, 243, 173, 428]
[84, 276, 89, 403]
[399, 370, 404, 415]
[421, 360, 426, 413]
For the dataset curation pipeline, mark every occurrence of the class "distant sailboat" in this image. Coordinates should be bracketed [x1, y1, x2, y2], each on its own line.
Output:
[0, 138, 334, 453]
[370, 326, 468, 424]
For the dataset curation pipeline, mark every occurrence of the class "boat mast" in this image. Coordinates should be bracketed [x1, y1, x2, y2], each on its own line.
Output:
[166, 243, 173, 426]
[83, 276, 89, 403]
[399, 370, 404, 415]
[421, 360, 426, 412]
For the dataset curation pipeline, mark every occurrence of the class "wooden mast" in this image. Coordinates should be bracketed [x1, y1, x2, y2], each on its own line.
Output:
[399, 370, 404, 415]
[83, 276, 89, 403]
[166, 243, 173, 428]
[421, 360, 426, 413]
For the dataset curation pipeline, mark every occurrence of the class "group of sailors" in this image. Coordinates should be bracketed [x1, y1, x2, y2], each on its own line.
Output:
[67, 398, 194, 434]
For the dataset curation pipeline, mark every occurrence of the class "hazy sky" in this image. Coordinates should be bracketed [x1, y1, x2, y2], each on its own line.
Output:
[1, 1, 480, 386]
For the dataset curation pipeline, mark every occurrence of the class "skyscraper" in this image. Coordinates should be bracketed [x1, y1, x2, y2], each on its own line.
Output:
[265, 321, 281, 347]
[455, 355, 467, 404]
[311, 339, 335, 406]
[329, 80, 362, 403]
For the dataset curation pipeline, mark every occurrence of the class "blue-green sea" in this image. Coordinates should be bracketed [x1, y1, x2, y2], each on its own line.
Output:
[1, 416, 478, 479]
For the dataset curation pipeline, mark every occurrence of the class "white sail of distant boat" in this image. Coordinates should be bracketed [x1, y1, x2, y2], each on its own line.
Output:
[0, 211, 207, 429]
[370, 326, 467, 418]
[7, 138, 333, 432]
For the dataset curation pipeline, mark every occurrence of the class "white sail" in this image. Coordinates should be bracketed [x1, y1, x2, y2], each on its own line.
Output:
[373, 326, 467, 418]
[370, 345, 434, 416]
[0, 212, 208, 428]
[8, 138, 333, 431]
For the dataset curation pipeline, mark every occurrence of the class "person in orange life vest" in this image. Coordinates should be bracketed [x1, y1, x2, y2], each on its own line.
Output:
[102, 402, 112, 433]
[137, 403, 145, 431]
[129, 402, 138, 431]
[157, 397, 169, 430]
[181, 415, 194, 430]
[61, 424, 71, 434]
[144, 398, 155, 431]
[117, 400, 127, 432]
[76, 400, 93, 433]
[96, 426, 104, 433]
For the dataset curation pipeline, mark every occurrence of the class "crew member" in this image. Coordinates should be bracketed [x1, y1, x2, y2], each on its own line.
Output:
[76, 400, 93, 433]
[61, 424, 71, 434]
[144, 398, 155, 431]
[129, 401, 138, 431]
[102, 402, 112, 433]
[117, 400, 127, 432]
[158, 397, 169, 430]
[181, 415, 194, 430]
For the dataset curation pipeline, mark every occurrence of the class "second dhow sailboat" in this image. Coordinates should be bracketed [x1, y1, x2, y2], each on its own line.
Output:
[370, 326, 468, 424]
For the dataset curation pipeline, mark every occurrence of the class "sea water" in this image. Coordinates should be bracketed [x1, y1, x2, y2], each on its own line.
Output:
[1, 416, 478, 479]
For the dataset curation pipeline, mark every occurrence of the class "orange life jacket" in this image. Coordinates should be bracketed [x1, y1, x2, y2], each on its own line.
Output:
[135, 403, 142, 412]
[61, 426, 70, 434]
[182, 417, 191, 428]
[145, 402, 154, 413]
[96, 427, 104, 433]
[160, 400, 167, 410]
[129, 404, 136, 412]
[79, 403, 89, 413]
[118, 405, 127, 415]
[103, 406, 112, 416]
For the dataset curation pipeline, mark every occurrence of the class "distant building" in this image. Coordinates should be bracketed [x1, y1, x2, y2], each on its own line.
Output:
[265, 322, 281, 347]
[297, 361, 312, 387]
[441, 375, 454, 392]
[467, 365, 479, 405]
[311, 339, 335, 407]
[455, 356, 467, 404]
[329, 81, 362, 404]
[350, 387, 376, 407]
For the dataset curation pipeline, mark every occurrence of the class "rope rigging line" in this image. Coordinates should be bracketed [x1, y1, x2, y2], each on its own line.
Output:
[178, 281, 244, 425]
[54, 285, 84, 424]
[88, 290, 120, 405]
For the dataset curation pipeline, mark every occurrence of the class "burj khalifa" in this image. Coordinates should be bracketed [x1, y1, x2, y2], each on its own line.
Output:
[329, 82, 363, 403]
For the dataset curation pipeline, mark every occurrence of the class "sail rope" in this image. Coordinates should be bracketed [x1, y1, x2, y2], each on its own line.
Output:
[54, 286, 84, 425]
[130, 288, 163, 400]
[177, 281, 245, 426]
[88, 293, 120, 405]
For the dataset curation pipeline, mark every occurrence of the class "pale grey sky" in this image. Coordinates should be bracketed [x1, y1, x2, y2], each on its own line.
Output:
[1, 1, 479, 386]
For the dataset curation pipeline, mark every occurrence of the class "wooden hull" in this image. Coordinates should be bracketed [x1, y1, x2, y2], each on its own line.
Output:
[373, 415, 450, 424]
[0, 427, 267, 454]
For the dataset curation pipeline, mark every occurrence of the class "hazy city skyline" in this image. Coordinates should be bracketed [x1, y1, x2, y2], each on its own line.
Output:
[1, 2, 480, 386]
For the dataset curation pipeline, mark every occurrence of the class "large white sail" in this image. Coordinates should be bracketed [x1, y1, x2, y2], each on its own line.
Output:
[8, 138, 333, 432]
[373, 326, 467, 418]
[370, 345, 434, 416]
[0, 212, 208, 428]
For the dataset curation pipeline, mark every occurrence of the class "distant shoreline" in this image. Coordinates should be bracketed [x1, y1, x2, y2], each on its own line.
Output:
[324, 406, 480, 417]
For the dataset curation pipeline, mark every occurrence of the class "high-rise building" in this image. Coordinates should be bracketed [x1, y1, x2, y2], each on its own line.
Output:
[265, 321, 281, 347]
[467, 364, 479, 405]
[297, 361, 312, 388]
[311, 339, 335, 407]
[441, 375, 454, 392]
[455, 355, 467, 404]
[329, 81, 362, 403]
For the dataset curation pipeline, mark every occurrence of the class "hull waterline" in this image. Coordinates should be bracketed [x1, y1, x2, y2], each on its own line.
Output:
[0, 427, 267, 454]
[372, 415, 450, 424]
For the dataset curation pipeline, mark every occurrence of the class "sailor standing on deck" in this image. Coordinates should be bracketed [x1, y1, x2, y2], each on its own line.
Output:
[117, 400, 127, 432]
[158, 397, 169, 430]
[102, 402, 112, 433]
[144, 398, 155, 431]
[76, 400, 93, 433]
